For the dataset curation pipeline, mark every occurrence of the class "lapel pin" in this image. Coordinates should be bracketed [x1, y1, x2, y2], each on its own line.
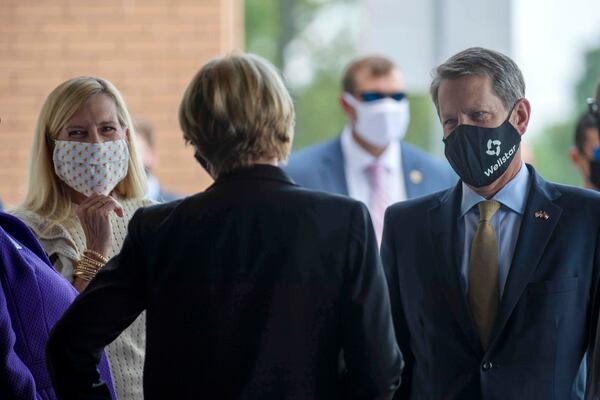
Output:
[409, 169, 423, 184]
[534, 211, 550, 220]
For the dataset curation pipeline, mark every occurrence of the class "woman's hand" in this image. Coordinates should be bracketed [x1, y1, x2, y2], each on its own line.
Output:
[72, 276, 89, 293]
[75, 193, 124, 258]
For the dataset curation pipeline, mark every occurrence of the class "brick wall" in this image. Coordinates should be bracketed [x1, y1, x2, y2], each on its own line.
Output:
[0, 0, 243, 207]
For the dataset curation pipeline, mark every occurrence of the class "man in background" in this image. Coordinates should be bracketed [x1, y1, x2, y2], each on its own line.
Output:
[570, 111, 600, 190]
[134, 117, 180, 202]
[284, 55, 455, 242]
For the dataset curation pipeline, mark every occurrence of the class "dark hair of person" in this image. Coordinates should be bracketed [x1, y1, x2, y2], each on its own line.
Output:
[574, 112, 598, 153]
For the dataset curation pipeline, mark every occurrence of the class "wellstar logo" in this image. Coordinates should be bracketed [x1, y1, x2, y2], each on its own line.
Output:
[483, 144, 517, 177]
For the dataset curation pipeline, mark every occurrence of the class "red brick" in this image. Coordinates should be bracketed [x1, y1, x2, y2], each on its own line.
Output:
[0, 0, 240, 204]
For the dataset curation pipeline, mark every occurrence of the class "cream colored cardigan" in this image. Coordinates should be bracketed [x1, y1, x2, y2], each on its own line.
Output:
[12, 196, 153, 400]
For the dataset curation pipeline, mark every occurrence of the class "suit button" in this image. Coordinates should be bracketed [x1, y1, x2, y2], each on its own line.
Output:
[482, 362, 493, 371]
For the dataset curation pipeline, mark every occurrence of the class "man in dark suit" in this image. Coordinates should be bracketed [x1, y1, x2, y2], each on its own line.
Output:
[285, 55, 456, 242]
[46, 53, 402, 399]
[382, 47, 600, 399]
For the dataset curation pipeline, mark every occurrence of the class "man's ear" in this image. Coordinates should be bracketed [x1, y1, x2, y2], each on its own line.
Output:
[511, 98, 531, 136]
[570, 146, 583, 168]
[339, 94, 357, 122]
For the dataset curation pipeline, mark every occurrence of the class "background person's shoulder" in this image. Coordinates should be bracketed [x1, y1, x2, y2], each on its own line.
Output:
[550, 182, 600, 214]
[286, 137, 341, 169]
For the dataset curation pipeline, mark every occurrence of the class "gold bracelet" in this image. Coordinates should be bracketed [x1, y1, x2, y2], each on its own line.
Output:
[75, 263, 99, 275]
[73, 265, 96, 280]
[81, 254, 104, 269]
[74, 254, 106, 281]
[73, 270, 94, 281]
[83, 249, 109, 263]
[75, 264, 98, 274]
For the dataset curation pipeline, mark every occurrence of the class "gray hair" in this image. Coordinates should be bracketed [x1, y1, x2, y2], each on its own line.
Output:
[430, 47, 525, 113]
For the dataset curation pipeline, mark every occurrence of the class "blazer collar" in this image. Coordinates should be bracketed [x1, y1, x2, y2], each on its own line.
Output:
[428, 181, 485, 355]
[321, 137, 349, 195]
[208, 164, 296, 190]
[488, 164, 562, 350]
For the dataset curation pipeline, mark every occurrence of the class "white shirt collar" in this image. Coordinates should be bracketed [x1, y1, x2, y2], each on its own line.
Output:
[340, 126, 401, 173]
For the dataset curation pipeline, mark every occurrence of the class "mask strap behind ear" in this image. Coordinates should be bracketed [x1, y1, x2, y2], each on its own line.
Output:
[506, 98, 523, 122]
[342, 92, 359, 106]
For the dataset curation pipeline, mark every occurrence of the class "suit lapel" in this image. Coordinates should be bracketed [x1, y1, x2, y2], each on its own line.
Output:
[429, 183, 483, 356]
[489, 167, 562, 348]
[321, 137, 349, 195]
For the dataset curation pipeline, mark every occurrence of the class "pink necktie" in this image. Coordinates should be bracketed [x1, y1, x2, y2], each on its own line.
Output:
[366, 161, 388, 244]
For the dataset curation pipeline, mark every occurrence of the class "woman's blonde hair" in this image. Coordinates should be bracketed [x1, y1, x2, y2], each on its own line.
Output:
[179, 53, 295, 177]
[21, 76, 146, 224]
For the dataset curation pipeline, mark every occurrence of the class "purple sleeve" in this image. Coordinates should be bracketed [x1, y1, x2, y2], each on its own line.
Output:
[0, 276, 41, 399]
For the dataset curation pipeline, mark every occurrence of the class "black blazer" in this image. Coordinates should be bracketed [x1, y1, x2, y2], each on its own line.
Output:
[382, 165, 600, 399]
[47, 165, 403, 400]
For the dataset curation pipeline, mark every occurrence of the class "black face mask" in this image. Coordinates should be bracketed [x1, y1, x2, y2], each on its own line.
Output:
[194, 150, 211, 174]
[443, 108, 521, 188]
[589, 160, 600, 189]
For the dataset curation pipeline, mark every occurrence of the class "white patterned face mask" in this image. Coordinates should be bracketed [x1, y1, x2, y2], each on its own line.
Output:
[53, 139, 130, 197]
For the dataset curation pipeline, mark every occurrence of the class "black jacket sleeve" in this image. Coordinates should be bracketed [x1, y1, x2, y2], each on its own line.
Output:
[381, 207, 414, 400]
[46, 208, 148, 400]
[341, 202, 403, 399]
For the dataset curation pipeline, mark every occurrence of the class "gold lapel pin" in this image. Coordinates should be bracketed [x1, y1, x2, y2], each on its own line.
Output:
[534, 211, 550, 220]
[409, 169, 423, 184]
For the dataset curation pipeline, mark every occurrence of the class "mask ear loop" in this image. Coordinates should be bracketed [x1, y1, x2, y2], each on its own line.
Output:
[505, 98, 525, 126]
[342, 92, 359, 107]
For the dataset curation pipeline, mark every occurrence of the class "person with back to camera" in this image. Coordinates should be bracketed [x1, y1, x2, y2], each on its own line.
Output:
[45, 53, 403, 400]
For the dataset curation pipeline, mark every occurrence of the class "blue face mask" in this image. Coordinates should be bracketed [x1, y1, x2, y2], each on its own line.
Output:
[443, 106, 521, 188]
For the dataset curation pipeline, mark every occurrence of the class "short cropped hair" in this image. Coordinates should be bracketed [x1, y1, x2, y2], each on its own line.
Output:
[430, 47, 526, 113]
[574, 112, 598, 153]
[21, 76, 146, 224]
[179, 53, 295, 177]
[342, 55, 396, 94]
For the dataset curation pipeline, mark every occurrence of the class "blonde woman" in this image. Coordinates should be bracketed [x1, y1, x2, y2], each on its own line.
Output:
[12, 76, 151, 400]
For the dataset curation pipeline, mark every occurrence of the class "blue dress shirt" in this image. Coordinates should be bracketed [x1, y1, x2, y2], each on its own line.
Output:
[458, 162, 530, 299]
